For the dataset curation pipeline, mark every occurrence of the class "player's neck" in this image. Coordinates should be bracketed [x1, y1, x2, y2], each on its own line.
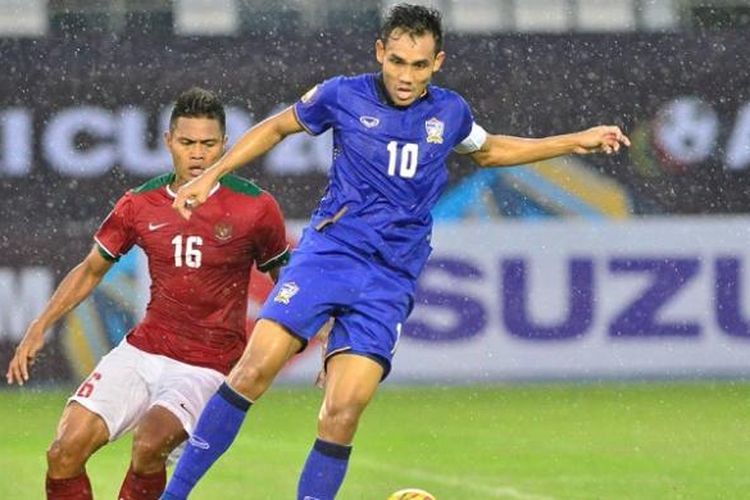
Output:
[167, 178, 221, 198]
[375, 72, 429, 109]
[170, 177, 191, 191]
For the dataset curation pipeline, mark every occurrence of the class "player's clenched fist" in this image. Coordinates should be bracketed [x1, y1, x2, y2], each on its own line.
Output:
[172, 169, 217, 220]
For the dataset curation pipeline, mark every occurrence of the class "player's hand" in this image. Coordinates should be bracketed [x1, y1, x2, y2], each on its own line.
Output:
[172, 169, 219, 220]
[573, 126, 631, 155]
[6, 321, 46, 385]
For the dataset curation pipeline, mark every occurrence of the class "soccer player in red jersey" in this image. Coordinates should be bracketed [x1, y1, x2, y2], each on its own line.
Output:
[5, 87, 290, 500]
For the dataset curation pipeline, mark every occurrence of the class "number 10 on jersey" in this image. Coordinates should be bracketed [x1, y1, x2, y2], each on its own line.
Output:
[387, 141, 418, 179]
[172, 235, 203, 268]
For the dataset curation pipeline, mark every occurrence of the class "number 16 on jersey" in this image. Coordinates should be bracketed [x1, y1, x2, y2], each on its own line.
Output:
[172, 235, 203, 268]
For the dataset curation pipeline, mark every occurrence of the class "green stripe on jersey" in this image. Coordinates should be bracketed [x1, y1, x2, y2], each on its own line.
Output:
[132, 173, 175, 194]
[96, 243, 119, 262]
[257, 248, 290, 272]
[220, 175, 263, 197]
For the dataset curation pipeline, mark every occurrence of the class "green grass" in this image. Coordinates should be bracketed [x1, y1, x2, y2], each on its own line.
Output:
[2, 382, 750, 499]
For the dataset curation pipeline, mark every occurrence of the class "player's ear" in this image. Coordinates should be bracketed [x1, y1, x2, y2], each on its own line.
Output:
[433, 51, 446, 72]
[163, 130, 172, 148]
[375, 39, 385, 64]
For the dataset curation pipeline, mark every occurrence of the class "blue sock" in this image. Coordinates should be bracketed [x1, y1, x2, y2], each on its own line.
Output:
[161, 382, 252, 500]
[297, 438, 352, 500]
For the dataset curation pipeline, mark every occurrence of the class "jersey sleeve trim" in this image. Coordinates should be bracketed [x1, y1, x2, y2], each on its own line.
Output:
[94, 237, 120, 262]
[453, 122, 489, 154]
[257, 245, 291, 272]
[292, 104, 317, 136]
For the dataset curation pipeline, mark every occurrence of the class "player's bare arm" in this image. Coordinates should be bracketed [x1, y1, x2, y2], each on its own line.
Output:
[469, 125, 630, 167]
[173, 107, 303, 219]
[6, 245, 113, 385]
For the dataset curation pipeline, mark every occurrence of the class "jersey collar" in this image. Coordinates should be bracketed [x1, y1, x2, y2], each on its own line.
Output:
[166, 177, 221, 199]
[374, 72, 431, 109]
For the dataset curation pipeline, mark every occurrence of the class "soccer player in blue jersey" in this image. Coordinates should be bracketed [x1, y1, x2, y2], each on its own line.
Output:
[162, 4, 630, 499]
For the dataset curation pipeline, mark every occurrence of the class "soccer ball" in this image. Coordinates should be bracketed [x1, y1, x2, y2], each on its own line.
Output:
[387, 488, 436, 500]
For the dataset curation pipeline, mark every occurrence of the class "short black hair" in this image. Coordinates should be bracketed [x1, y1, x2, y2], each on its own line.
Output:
[380, 3, 443, 53]
[170, 87, 226, 133]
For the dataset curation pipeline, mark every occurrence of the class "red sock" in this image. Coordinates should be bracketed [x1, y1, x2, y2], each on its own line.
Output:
[117, 463, 166, 500]
[46, 473, 93, 500]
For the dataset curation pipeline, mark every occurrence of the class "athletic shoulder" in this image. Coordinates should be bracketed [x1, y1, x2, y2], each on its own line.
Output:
[427, 84, 475, 145]
[105, 173, 172, 214]
[320, 73, 369, 85]
[130, 173, 173, 195]
[429, 84, 471, 109]
[339, 73, 373, 86]
[317, 73, 373, 96]
[219, 174, 264, 198]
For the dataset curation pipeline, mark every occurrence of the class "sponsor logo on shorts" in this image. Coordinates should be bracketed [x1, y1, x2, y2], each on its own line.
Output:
[274, 281, 300, 305]
[189, 434, 210, 450]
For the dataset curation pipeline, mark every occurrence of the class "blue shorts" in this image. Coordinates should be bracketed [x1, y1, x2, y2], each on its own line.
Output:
[258, 229, 415, 379]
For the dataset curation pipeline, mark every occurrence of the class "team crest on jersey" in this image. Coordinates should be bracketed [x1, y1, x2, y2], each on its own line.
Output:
[274, 282, 299, 305]
[300, 85, 319, 104]
[425, 117, 444, 144]
[214, 221, 233, 241]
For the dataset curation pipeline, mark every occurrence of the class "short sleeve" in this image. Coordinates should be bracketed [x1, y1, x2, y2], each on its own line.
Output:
[94, 192, 137, 262]
[293, 77, 341, 136]
[453, 122, 489, 154]
[451, 95, 478, 152]
[255, 193, 290, 272]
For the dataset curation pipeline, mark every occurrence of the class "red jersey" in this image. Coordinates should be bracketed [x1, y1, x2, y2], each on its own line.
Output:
[95, 173, 289, 374]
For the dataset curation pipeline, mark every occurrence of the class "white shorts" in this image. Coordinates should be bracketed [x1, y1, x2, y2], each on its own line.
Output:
[69, 340, 225, 442]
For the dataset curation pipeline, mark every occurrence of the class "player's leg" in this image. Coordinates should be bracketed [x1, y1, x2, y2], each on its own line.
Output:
[297, 252, 412, 499]
[164, 239, 357, 498]
[163, 319, 304, 499]
[228, 318, 305, 398]
[131, 406, 186, 472]
[118, 406, 186, 500]
[45, 402, 109, 500]
[318, 353, 383, 443]
[50, 341, 153, 499]
[48, 341, 153, 499]
[121, 348, 226, 499]
[298, 353, 383, 500]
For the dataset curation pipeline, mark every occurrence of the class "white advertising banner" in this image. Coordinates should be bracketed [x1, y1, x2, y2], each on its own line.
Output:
[279, 217, 750, 382]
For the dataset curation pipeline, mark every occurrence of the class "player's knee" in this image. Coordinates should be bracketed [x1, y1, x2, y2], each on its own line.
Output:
[131, 436, 170, 470]
[228, 364, 272, 398]
[46, 438, 88, 474]
[318, 402, 362, 439]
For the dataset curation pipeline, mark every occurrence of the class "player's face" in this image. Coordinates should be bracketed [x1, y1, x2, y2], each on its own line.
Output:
[376, 29, 445, 107]
[165, 117, 227, 188]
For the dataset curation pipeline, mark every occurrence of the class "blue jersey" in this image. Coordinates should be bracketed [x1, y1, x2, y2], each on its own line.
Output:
[294, 73, 476, 278]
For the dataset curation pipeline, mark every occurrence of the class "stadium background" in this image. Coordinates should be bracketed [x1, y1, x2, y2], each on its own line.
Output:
[2, 1, 750, 499]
